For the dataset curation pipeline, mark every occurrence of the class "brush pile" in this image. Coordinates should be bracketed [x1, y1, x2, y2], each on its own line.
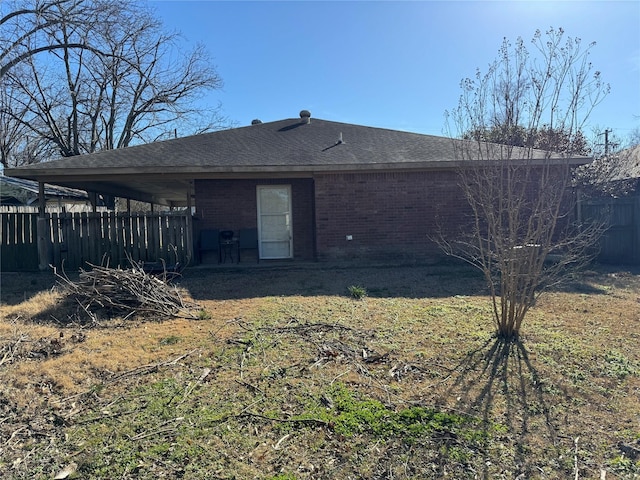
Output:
[55, 262, 195, 323]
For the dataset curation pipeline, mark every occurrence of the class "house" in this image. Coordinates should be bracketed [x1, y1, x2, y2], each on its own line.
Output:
[577, 144, 640, 198]
[618, 144, 640, 181]
[0, 175, 98, 211]
[5, 110, 591, 265]
[608, 145, 640, 196]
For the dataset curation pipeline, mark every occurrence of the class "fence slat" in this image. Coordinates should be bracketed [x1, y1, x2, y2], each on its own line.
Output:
[131, 214, 141, 262]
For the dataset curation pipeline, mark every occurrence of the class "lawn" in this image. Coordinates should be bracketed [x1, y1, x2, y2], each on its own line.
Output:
[0, 263, 639, 479]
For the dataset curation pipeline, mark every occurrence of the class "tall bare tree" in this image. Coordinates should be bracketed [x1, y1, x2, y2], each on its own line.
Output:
[0, 0, 112, 79]
[0, 0, 225, 167]
[443, 28, 609, 339]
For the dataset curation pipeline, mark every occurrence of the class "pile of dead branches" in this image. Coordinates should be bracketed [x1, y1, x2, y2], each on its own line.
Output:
[55, 263, 196, 322]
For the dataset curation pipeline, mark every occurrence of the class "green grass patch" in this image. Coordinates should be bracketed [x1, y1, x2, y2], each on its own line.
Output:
[294, 383, 491, 444]
[347, 285, 367, 300]
[602, 349, 638, 379]
[158, 335, 181, 345]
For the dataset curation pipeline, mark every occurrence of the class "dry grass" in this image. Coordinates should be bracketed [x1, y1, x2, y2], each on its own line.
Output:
[0, 263, 639, 479]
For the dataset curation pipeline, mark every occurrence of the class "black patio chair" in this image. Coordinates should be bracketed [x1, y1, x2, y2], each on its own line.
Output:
[238, 227, 259, 263]
[198, 228, 220, 263]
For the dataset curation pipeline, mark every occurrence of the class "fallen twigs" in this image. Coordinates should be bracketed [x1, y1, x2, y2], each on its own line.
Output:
[54, 261, 197, 322]
[237, 411, 329, 428]
[59, 349, 200, 426]
[0, 334, 27, 366]
[0, 331, 86, 364]
[207, 410, 329, 429]
[106, 348, 199, 383]
[263, 320, 358, 335]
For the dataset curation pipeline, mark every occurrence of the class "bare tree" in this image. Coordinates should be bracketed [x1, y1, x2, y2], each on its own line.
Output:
[0, 77, 26, 166]
[465, 124, 592, 156]
[0, 0, 225, 167]
[443, 28, 609, 339]
[0, 0, 93, 166]
[0, 0, 106, 80]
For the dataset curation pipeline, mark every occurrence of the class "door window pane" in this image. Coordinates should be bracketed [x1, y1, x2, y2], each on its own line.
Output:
[257, 185, 292, 259]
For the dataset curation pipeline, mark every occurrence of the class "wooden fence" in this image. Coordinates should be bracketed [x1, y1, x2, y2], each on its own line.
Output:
[0, 212, 39, 271]
[580, 194, 640, 264]
[1, 212, 192, 272]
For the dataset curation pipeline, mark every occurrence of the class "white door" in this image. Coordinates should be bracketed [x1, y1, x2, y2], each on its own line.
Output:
[257, 185, 293, 259]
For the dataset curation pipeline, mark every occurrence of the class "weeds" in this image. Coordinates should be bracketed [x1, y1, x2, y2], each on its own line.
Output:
[158, 335, 181, 345]
[347, 285, 367, 300]
[602, 349, 638, 379]
[608, 455, 640, 476]
[315, 383, 490, 443]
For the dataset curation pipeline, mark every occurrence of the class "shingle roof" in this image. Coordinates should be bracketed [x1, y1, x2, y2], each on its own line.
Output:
[615, 145, 640, 180]
[7, 117, 583, 175]
[0, 175, 88, 205]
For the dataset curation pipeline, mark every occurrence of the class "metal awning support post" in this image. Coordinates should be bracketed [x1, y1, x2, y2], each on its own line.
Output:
[36, 182, 51, 270]
[88, 191, 97, 213]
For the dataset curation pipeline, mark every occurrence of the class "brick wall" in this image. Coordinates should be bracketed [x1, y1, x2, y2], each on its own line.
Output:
[194, 166, 573, 264]
[313, 170, 470, 261]
[194, 178, 315, 260]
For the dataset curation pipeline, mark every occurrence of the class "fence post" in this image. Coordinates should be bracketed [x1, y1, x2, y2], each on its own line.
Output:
[635, 195, 640, 263]
[36, 182, 51, 270]
[186, 187, 194, 265]
[576, 189, 583, 225]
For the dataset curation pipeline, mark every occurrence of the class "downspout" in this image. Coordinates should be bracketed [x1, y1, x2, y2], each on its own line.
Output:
[311, 178, 318, 262]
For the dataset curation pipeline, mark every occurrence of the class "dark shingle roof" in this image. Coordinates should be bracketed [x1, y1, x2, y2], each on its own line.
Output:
[11, 118, 459, 172]
[8, 117, 582, 175]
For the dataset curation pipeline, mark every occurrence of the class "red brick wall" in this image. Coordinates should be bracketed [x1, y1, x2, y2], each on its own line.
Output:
[313, 170, 470, 261]
[194, 166, 576, 264]
[194, 178, 315, 260]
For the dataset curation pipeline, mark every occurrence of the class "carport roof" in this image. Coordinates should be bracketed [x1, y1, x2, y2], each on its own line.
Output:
[5, 116, 590, 206]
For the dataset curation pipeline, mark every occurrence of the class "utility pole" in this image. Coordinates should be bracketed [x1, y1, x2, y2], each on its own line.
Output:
[604, 128, 611, 155]
[599, 129, 618, 156]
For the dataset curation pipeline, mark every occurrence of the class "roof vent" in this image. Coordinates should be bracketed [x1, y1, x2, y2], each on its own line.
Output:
[251, 119, 262, 125]
[299, 110, 311, 124]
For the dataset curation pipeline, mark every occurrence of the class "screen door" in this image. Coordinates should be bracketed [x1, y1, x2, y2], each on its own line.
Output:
[257, 185, 292, 259]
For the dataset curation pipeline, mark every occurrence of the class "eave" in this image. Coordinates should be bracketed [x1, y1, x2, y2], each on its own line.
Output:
[6, 156, 591, 208]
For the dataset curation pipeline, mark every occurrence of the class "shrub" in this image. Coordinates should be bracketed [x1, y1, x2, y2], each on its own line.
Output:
[347, 285, 367, 300]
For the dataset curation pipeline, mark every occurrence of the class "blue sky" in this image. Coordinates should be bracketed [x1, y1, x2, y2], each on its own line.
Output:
[150, 0, 640, 143]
